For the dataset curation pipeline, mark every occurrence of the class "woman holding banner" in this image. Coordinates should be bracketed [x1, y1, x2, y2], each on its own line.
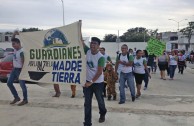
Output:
[53, 84, 76, 98]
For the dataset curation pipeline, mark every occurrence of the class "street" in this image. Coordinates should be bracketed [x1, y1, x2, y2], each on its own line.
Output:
[0, 66, 194, 126]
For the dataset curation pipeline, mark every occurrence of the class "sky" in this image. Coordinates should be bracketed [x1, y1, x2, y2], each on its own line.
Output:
[0, 0, 194, 39]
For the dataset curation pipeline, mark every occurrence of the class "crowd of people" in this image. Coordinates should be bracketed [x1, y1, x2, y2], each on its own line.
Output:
[6, 31, 190, 126]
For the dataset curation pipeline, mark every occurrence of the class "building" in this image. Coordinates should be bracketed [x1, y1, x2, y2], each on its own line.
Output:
[178, 32, 194, 51]
[0, 32, 13, 42]
[158, 31, 194, 51]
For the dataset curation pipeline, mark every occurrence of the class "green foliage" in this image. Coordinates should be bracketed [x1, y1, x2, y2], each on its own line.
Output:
[103, 27, 158, 42]
[103, 34, 117, 42]
[21, 28, 42, 32]
[120, 27, 148, 42]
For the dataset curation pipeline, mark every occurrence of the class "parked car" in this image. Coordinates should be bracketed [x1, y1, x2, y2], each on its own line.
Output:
[0, 53, 14, 83]
[3, 48, 14, 57]
[0, 53, 36, 83]
[0, 48, 5, 58]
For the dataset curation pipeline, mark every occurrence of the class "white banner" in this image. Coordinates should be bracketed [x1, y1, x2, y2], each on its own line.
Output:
[19, 21, 86, 85]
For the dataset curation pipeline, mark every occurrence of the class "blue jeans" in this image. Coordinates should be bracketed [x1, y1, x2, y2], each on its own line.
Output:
[169, 65, 177, 79]
[119, 72, 135, 102]
[83, 82, 107, 126]
[7, 68, 28, 101]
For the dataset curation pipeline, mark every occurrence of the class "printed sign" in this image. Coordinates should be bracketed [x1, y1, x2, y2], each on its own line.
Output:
[19, 21, 86, 85]
[146, 38, 166, 56]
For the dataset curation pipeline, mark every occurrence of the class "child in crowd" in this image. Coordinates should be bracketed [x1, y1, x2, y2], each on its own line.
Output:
[104, 63, 118, 100]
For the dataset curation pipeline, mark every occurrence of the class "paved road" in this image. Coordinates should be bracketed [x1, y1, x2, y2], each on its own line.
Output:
[0, 104, 194, 126]
[0, 66, 194, 126]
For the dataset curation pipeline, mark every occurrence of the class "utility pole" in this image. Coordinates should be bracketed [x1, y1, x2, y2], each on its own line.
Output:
[60, 0, 65, 25]
[116, 30, 120, 53]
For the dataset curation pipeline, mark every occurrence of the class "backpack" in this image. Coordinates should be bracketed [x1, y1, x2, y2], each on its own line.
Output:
[118, 53, 130, 61]
[118, 53, 134, 71]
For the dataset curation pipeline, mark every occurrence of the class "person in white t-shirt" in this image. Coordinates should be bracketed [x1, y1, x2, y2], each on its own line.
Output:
[99, 47, 112, 98]
[133, 47, 137, 57]
[82, 37, 107, 126]
[168, 50, 178, 80]
[7, 31, 28, 106]
[115, 44, 136, 104]
[133, 50, 151, 98]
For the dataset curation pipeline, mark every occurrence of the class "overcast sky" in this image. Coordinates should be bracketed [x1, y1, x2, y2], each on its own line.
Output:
[0, 0, 194, 39]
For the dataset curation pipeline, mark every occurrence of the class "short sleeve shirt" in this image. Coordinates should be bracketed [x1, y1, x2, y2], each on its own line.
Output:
[13, 48, 24, 68]
[117, 54, 134, 73]
[134, 57, 146, 74]
[86, 50, 105, 83]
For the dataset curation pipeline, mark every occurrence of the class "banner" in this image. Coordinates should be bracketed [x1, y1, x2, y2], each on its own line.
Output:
[146, 38, 166, 56]
[19, 21, 86, 85]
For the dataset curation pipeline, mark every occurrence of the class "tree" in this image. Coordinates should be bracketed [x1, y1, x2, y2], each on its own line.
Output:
[103, 27, 158, 42]
[120, 27, 151, 42]
[103, 34, 117, 42]
[180, 21, 194, 50]
[21, 28, 42, 32]
[147, 29, 158, 37]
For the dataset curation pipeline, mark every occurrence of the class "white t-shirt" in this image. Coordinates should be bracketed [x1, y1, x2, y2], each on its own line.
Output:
[134, 57, 146, 74]
[169, 55, 177, 65]
[86, 50, 104, 83]
[13, 48, 23, 68]
[102, 53, 111, 67]
[133, 51, 136, 56]
[117, 54, 133, 73]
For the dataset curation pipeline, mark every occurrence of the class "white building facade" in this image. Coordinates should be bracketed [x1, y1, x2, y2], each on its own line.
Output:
[0, 32, 13, 42]
[178, 32, 194, 51]
[159, 32, 194, 51]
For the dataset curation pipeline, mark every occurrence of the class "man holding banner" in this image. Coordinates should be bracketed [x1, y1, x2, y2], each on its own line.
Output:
[82, 37, 107, 126]
[7, 31, 28, 106]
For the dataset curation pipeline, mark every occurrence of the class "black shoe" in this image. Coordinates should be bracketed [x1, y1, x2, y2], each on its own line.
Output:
[107, 96, 111, 100]
[99, 115, 105, 123]
[113, 96, 116, 100]
[71, 95, 75, 98]
[18, 100, 28, 106]
[83, 122, 92, 126]
[52, 92, 61, 97]
[132, 97, 135, 102]
[118, 101, 125, 104]
[10, 97, 20, 104]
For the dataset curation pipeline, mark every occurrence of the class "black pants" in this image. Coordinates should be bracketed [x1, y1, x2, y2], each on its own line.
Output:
[178, 65, 184, 74]
[166, 63, 170, 76]
[103, 83, 107, 97]
[83, 82, 107, 126]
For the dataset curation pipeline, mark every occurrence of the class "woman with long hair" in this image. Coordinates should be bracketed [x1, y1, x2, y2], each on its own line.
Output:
[169, 50, 178, 80]
[158, 51, 168, 80]
[142, 50, 151, 90]
[133, 50, 151, 98]
[178, 51, 186, 74]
